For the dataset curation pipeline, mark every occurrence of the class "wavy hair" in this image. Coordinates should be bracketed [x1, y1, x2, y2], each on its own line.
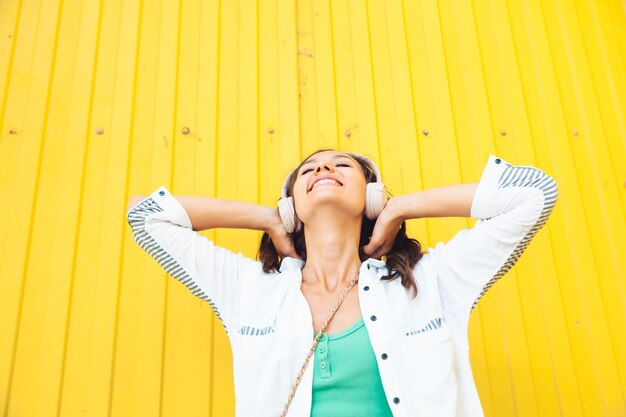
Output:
[256, 148, 424, 298]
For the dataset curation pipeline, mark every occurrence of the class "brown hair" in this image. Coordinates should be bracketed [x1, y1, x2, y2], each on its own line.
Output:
[256, 148, 424, 298]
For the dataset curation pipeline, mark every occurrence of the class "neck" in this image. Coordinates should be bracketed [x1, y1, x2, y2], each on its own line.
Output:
[301, 212, 363, 293]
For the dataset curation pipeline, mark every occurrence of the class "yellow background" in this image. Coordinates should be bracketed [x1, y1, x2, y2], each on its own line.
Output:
[1, 0, 625, 415]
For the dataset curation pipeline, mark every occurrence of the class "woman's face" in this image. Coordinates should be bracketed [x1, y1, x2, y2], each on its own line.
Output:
[291, 150, 367, 226]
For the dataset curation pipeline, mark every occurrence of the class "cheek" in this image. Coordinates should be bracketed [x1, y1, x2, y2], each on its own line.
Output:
[292, 179, 306, 198]
[290, 182, 307, 210]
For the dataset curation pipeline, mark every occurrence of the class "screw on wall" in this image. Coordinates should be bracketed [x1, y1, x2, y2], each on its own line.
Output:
[181, 127, 190, 135]
[298, 48, 314, 57]
[345, 129, 351, 137]
[96, 128, 104, 135]
[268, 128, 275, 134]
[499, 130, 507, 136]
[572, 129, 579, 136]
[422, 129, 429, 136]
[9, 129, 18, 135]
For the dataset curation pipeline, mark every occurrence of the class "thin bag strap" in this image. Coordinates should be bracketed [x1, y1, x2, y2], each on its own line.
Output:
[279, 274, 359, 417]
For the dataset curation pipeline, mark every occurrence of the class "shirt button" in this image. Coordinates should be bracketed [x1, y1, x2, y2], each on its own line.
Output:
[495, 158, 501, 164]
[159, 190, 165, 196]
[381, 353, 388, 360]
[319, 346, 326, 353]
[370, 315, 377, 321]
[393, 397, 400, 404]
[320, 334, 327, 342]
[320, 362, 327, 369]
[364, 286, 370, 291]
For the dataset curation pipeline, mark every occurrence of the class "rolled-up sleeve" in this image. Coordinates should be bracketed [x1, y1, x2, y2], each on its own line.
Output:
[125, 185, 262, 334]
[431, 155, 558, 314]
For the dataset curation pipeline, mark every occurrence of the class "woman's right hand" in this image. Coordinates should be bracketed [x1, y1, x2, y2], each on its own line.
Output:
[264, 209, 302, 260]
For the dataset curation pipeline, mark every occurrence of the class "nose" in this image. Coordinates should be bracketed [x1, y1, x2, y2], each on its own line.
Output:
[315, 163, 333, 173]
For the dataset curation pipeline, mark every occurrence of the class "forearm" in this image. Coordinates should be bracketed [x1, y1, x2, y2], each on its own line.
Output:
[126, 194, 278, 232]
[389, 182, 479, 220]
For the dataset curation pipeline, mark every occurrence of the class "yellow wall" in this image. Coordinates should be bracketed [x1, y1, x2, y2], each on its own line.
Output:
[1, 0, 625, 415]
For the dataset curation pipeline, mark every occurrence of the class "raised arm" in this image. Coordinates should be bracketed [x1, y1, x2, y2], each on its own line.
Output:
[430, 156, 557, 313]
[362, 183, 479, 259]
[127, 194, 274, 231]
[364, 155, 557, 314]
[125, 186, 298, 333]
[391, 182, 479, 219]
[126, 193, 298, 258]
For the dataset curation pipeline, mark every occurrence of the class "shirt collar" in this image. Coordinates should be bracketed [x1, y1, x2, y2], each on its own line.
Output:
[366, 257, 387, 269]
[279, 256, 305, 273]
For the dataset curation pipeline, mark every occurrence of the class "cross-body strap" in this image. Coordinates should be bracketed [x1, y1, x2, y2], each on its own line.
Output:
[279, 274, 359, 417]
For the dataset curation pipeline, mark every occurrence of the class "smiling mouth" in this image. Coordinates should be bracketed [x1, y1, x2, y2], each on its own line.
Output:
[309, 179, 343, 191]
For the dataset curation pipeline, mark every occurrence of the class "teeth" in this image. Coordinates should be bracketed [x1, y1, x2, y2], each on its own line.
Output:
[312, 178, 341, 189]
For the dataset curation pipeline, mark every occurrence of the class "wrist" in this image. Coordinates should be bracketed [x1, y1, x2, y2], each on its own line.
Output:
[261, 206, 283, 234]
[385, 194, 419, 222]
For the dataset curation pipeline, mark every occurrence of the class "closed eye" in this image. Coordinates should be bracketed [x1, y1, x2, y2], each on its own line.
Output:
[300, 163, 351, 175]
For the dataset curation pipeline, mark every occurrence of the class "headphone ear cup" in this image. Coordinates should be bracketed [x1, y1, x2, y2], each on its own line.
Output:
[277, 196, 302, 233]
[277, 196, 296, 233]
[365, 182, 388, 219]
[293, 205, 302, 232]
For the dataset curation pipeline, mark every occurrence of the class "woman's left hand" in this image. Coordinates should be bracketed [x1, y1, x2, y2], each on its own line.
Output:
[362, 197, 405, 260]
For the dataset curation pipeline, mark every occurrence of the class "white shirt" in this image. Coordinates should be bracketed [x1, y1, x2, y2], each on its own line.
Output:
[126, 155, 558, 417]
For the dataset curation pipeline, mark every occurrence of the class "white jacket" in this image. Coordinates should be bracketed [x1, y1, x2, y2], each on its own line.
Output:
[126, 155, 557, 417]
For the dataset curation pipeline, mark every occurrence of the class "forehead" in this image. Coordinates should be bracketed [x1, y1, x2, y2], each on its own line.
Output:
[301, 151, 356, 165]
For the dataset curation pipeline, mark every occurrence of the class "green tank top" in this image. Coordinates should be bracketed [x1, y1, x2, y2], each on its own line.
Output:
[311, 316, 393, 416]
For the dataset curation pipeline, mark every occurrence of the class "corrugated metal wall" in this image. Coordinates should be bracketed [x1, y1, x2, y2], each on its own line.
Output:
[1, 0, 625, 415]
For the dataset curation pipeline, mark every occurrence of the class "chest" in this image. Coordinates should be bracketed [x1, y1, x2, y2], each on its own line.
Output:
[300, 285, 362, 335]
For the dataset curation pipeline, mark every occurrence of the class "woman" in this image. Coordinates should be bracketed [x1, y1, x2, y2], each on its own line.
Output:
[126, 149, 557, 417]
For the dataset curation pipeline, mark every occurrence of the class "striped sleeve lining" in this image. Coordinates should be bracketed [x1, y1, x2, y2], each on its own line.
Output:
[127, 197, 229, 334]
[470, 164, 558, 312]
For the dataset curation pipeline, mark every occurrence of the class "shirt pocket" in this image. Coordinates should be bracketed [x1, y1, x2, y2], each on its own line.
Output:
[229, 319, 282, 375]
[229, 310, 281, 339]
[400, 322, 458, 413]
[404, 326, 451, 346]
[403, 316, 450, 345]
[234, 322, 278, 337]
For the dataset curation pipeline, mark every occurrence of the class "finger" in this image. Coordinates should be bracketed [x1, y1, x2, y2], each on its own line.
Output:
[372, 242, 392, 259]
[285, 243, 301, 259]
[363, 243, 379, 256]
[367, 245, 383, 258]
[364, 235, 384, 253]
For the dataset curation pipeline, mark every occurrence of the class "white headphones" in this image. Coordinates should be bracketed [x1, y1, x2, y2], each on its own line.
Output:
[277, 152, 388, 233]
